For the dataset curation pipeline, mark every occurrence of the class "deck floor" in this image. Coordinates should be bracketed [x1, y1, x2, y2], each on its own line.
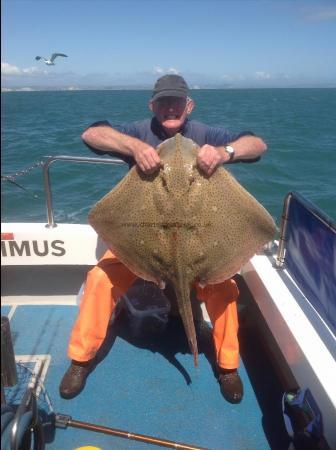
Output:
[2, 304, 289, 450]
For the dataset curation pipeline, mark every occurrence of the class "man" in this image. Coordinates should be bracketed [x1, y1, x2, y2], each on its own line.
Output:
[59, 74, 267, 403]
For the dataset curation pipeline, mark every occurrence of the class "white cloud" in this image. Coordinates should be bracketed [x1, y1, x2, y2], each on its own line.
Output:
[153, 66, 164, 74]
[304, 7, 336, 22]
[153, 66, 180, 75]
[22, 66, 45, 75]
[255, 71, 271, 80]
[1, 62, 21, 75]
[167, 67, 179, 75]
[1, 61, 47, 76]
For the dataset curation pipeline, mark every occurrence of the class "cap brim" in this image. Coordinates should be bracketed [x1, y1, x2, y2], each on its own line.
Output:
[152, 90, 187, 102]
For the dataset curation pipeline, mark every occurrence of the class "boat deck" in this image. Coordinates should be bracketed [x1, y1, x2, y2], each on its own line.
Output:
[2, 299, 289, 450]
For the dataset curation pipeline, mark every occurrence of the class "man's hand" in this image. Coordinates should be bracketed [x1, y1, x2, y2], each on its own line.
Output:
[82, 125, 162, 174]
[133, 145, 162, 174]
[197, 144, 227, 176]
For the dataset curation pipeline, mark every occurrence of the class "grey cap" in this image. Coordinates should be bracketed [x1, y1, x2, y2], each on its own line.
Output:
[152, 74, 189, 101]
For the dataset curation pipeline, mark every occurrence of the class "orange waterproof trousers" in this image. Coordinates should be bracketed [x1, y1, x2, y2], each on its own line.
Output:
[68, 250, 239, 370]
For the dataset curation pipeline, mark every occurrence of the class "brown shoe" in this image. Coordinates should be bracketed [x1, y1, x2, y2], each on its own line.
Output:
[218, 369, 244, 404]
[59, 360, 94, 399]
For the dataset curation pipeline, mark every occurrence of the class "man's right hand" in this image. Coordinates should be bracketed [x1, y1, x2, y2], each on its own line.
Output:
[82, 125, 162, 174]
[133, 145, 162, 174]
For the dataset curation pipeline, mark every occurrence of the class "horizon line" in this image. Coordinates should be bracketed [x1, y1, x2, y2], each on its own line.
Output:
[3, 84, 336, 93]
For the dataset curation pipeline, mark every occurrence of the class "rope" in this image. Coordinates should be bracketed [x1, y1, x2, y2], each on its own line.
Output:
[1, 160, 45, 181]
[1, 160, 45, 197]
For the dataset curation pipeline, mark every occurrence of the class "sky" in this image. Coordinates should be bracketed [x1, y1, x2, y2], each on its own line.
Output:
[1, 0, 336, 90]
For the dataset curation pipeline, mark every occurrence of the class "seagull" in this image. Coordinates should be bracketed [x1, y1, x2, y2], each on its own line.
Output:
[35, 53, 68, 65]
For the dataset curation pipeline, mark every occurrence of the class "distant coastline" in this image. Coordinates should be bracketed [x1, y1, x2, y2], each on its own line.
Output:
[2, 84, 336, 93]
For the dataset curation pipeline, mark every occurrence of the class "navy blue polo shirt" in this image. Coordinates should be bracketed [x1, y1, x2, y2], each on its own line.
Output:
[85, 118, 259, 167]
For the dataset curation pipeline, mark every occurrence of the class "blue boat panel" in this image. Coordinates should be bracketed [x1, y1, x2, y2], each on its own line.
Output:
[1, 306, 12, 316]
[4, 305, 288, 450]
[284, 194, 336, 334]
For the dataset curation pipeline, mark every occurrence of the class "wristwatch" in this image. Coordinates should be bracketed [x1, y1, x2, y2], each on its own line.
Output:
[224, 145, 235, 162]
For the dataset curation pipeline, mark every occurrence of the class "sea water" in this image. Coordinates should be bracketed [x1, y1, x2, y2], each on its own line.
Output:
[1, 88, 335, 225]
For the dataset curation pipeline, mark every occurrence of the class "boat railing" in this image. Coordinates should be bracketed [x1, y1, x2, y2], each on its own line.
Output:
[275, 191, 336, 335]
[42, 155, 126, 228]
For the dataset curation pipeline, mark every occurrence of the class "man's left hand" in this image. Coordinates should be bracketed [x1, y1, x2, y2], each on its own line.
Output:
[197, 145, 226, 176]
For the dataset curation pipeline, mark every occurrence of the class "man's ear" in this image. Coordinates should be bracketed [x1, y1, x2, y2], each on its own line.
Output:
[149, 101, 154, 112]
[186, 98, 194, 115]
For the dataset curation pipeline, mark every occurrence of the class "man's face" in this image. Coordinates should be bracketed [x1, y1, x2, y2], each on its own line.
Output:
[150, 96, 194, 136]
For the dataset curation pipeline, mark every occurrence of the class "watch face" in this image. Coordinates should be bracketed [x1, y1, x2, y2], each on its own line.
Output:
[225, 146, 234, 160]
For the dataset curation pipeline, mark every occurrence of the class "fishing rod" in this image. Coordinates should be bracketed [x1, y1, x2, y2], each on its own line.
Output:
[55, 413, 209, 450]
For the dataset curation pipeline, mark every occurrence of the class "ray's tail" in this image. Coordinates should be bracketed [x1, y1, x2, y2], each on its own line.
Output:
[173, 267, 199, 367]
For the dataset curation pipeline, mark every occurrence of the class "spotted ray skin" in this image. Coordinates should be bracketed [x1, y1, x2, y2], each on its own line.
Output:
[88, 134, 276, 366]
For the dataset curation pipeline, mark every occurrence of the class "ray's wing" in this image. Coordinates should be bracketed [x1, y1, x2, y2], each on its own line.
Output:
[188, 166, 276, 284]
[88, 167, 173, 285]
